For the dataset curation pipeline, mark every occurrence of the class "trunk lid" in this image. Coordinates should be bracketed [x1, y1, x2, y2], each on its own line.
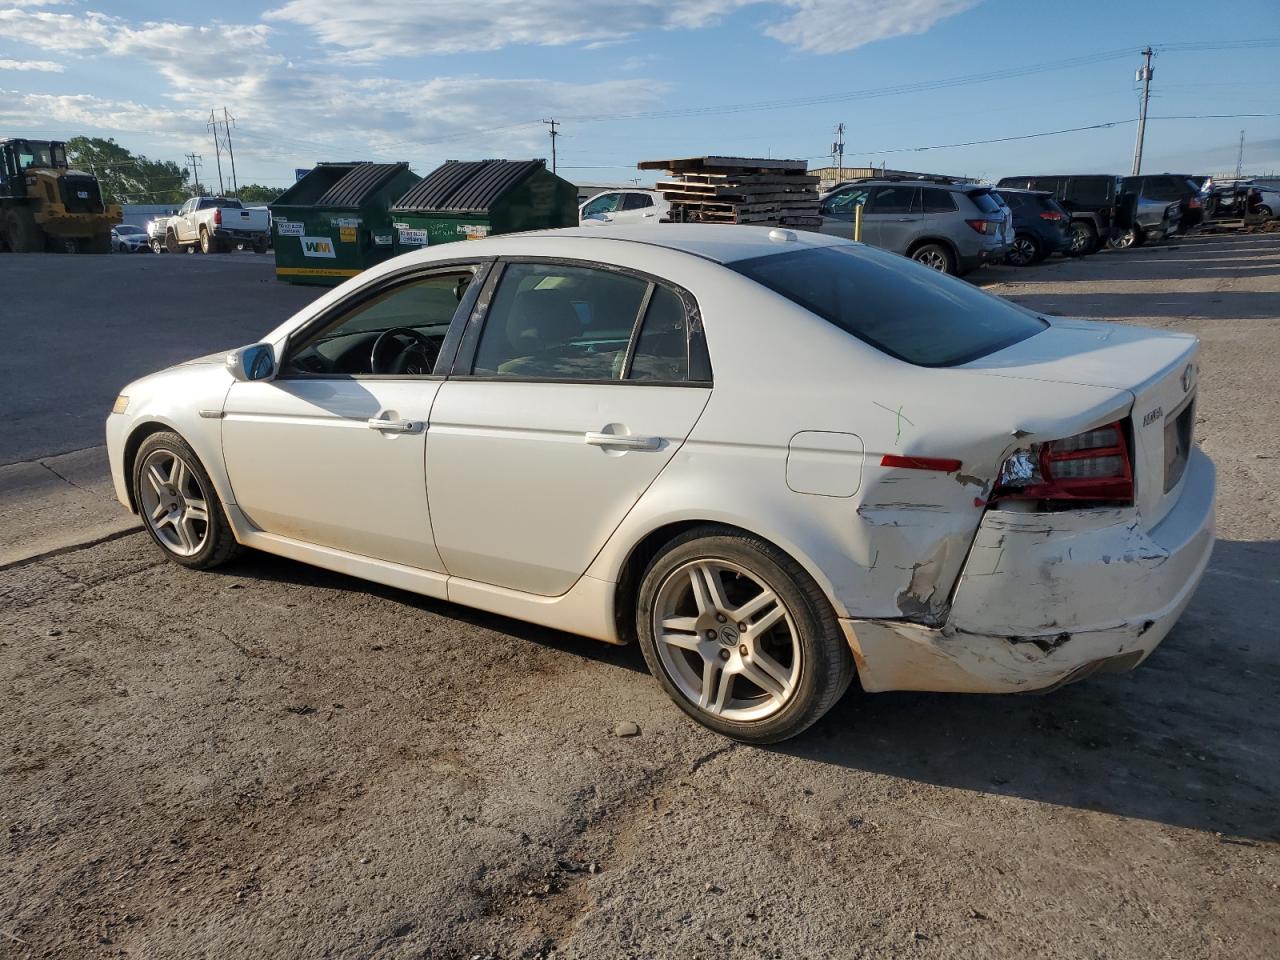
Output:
[960, 318, 1200, 526]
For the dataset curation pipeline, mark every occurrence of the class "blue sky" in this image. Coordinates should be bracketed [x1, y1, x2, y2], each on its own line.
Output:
[1, 0, 1277, 189]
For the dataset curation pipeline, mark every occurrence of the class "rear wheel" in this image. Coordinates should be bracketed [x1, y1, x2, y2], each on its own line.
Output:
[3, 208, 43, 252]
[1108, 226, 1142, 250]
[1068, 221, 1097, 256]
[1006, 232, 1041, 267]
[910, 242, 956, 275]
[1258, 204, 1274, 219]
[132, 432, 240, 570]
[86, 233, 111, 254]
[252, 236, 268, 254]
[199, 227, 215, 254]
[636, 526, 853, 743]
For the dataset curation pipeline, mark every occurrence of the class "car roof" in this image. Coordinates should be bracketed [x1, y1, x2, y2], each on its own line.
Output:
[513, 224, 849, 264]
[836, 178, 984, 191]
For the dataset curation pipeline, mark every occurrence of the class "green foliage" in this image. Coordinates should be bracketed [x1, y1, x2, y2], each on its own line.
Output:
[65, 137, 189, 204]
[234, 183, 285, 204]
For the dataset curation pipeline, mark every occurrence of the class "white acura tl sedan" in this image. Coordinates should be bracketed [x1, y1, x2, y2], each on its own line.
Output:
[106, 225, 1215, 742]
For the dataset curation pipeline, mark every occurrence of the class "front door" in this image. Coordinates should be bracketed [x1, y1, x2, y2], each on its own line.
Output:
[427, 259, 711, 596]
[221, 265, 482, 571]
[819, 185, 872, 242]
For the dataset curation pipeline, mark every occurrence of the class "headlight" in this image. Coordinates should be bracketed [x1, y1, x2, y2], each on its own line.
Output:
[111, 394, 130, 415]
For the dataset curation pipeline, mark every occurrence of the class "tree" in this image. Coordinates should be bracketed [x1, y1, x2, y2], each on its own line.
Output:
[65, 137, 189, 204]
[235, 183, 285, 204]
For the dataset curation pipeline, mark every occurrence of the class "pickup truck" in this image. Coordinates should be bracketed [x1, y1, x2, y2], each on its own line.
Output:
[145, 215, 171, 253]
[163, 196, 269, 254]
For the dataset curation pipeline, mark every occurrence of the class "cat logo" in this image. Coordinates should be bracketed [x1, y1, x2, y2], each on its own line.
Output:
[300, 236, 336, 258]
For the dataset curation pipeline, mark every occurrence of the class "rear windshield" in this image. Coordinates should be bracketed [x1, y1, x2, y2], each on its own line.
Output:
[968, 190, 1003, 214]
[730, 244, 1047, 367]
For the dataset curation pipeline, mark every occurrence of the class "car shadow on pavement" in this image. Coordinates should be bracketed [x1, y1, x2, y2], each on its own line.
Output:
[786, 538, 1280, 843]
[996, 289, 1280, 320]
[205, 550, 651, 675]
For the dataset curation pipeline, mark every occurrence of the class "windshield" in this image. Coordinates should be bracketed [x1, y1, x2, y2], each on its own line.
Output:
[14, 140, 63, 169]
[730, 244, 1047, 367]
[115, 225, 145, 235]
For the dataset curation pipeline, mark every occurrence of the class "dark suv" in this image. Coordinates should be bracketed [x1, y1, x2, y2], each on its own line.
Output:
[990, 188, 1072, 266]
[995, 174, 1123, 256]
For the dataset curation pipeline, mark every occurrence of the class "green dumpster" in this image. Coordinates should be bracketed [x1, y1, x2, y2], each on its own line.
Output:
[389, 159, 577, 255]
[270, 161, 420, 285]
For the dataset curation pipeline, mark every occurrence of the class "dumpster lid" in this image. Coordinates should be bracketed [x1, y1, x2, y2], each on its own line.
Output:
[392, 159, 545, 213]
[315, 162, 411, 207]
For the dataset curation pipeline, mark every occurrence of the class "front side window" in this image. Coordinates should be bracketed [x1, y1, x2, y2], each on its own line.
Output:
[471, 263, 649, 380]
[869, 185, 919, 214]
[581, 193, 621, 217]
[284, 269, 477, 377]
[822, 187, 870, 215]
[730, 244, 1046, 367]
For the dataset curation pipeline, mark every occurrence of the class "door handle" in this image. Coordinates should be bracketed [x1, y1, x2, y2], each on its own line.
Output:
[367, 418, 417, 433]
[585, 432, 660, 450]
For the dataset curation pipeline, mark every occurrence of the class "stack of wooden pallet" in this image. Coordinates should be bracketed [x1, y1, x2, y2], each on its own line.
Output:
[638, 156, 820, 228]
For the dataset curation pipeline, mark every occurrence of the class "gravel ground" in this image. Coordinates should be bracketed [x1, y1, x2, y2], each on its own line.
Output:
[1, 235, 1278, 959]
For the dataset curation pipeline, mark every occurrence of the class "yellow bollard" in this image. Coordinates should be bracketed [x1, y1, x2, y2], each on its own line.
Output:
[854, 204, 863, 242]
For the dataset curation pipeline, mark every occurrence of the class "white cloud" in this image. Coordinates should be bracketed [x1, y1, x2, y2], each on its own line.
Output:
[264, 0, 980, 59]
[0, 8, 114, 50]
[0, 57, 64, 71]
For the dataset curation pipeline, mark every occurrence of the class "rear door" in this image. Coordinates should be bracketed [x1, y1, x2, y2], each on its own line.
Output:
[865, 185, 922, 253]
[613, 192, 660, 224]
[426, 259, 711, 595]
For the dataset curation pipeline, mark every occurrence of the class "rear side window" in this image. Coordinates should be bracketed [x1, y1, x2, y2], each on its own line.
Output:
[1142, 177, 1189, 202]
[870, 185, 919, 214]
[968, 190, 1003, 214]
[730, 245, 1046, 367]
[921, 188, 958, 212]
[1066, 177, 1113, 206]
[627, 286, 688, 381]
[622, 193, 654, 211]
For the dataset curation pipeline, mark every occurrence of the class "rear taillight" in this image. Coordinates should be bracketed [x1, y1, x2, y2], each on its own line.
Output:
[990, 420, 1134, 506]
[965, 219, 994, 234]
[1038, 210, 1066, 221]
[214, 207, 222, 225]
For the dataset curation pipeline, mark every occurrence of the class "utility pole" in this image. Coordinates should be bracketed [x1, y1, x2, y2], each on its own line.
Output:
[1131, 46, 1154, 176]
[1235, 130, 1245, 178]
[542, 118, 559, 175]
[832, 122, 845, 175]
[185, 152, 202, 195]
[223, 107, 239, 195]
[207, 109, 225, 194]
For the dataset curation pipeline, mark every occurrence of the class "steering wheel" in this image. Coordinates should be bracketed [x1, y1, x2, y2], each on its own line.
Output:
[370, 327, 439, 375]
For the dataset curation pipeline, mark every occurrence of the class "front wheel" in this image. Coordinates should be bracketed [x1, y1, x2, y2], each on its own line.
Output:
[165, 230, 182, 254]
[151, 238, 164, 254]
[1067, 222, 1097, 256]
[132, 431, 241, 570]
[636, 527, 854, 743]
[1108, 226, 1141, 250]
[910, 242, 956, 275]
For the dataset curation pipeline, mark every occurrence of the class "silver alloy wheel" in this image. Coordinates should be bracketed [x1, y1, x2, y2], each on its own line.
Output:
[1070, 224, 1091, 253]
[913, 248, 949, 272]
[1009, 236, 1036, 265]
[652, 558, 801, 722]
[138, 449, 210, 557]
[1111, 228, 1137, 249]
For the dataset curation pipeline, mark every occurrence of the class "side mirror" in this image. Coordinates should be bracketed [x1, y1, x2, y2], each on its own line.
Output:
[226, 343, 275, 382]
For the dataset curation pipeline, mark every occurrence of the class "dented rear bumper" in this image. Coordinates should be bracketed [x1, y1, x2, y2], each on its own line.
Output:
[844, 448, 1215, 694]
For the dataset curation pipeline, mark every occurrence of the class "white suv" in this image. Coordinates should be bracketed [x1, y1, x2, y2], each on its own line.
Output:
[579, 189, 669, 226]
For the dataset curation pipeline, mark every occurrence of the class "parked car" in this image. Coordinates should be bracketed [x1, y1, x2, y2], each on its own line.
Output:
[1115, 174, 1202, 246]
[106, 225, 1214, 743]
[1202, 179, 1279, 221]
[110, 223, 150, 253]
[579, 189, 669, 226]
[995, 175, 1126, 256]
[164, 196, 270, 254]
[990, 188, 1072, 266]
[818, 178, 1011, 275]
[146, 216, 172, 254]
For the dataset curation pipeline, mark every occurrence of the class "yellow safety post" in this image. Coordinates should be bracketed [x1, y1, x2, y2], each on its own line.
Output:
[854, 204, 863, 242]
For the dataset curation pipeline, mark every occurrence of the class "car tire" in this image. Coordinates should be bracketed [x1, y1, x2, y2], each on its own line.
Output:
[1258, 205, 1274, 219]
[635, 525, 854, 744]
[199, 227, 214, 254]
[132, 431, 241, 570]
[1108, 227, 1142, 250]
[253, 236, 268, 254]
[165, 230, 182, 254]
[151, 238, 164, 254]
[909, 242, 956, 275]
[1007, 232, 1041, 267]
[1067, 222, 1097, 256]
